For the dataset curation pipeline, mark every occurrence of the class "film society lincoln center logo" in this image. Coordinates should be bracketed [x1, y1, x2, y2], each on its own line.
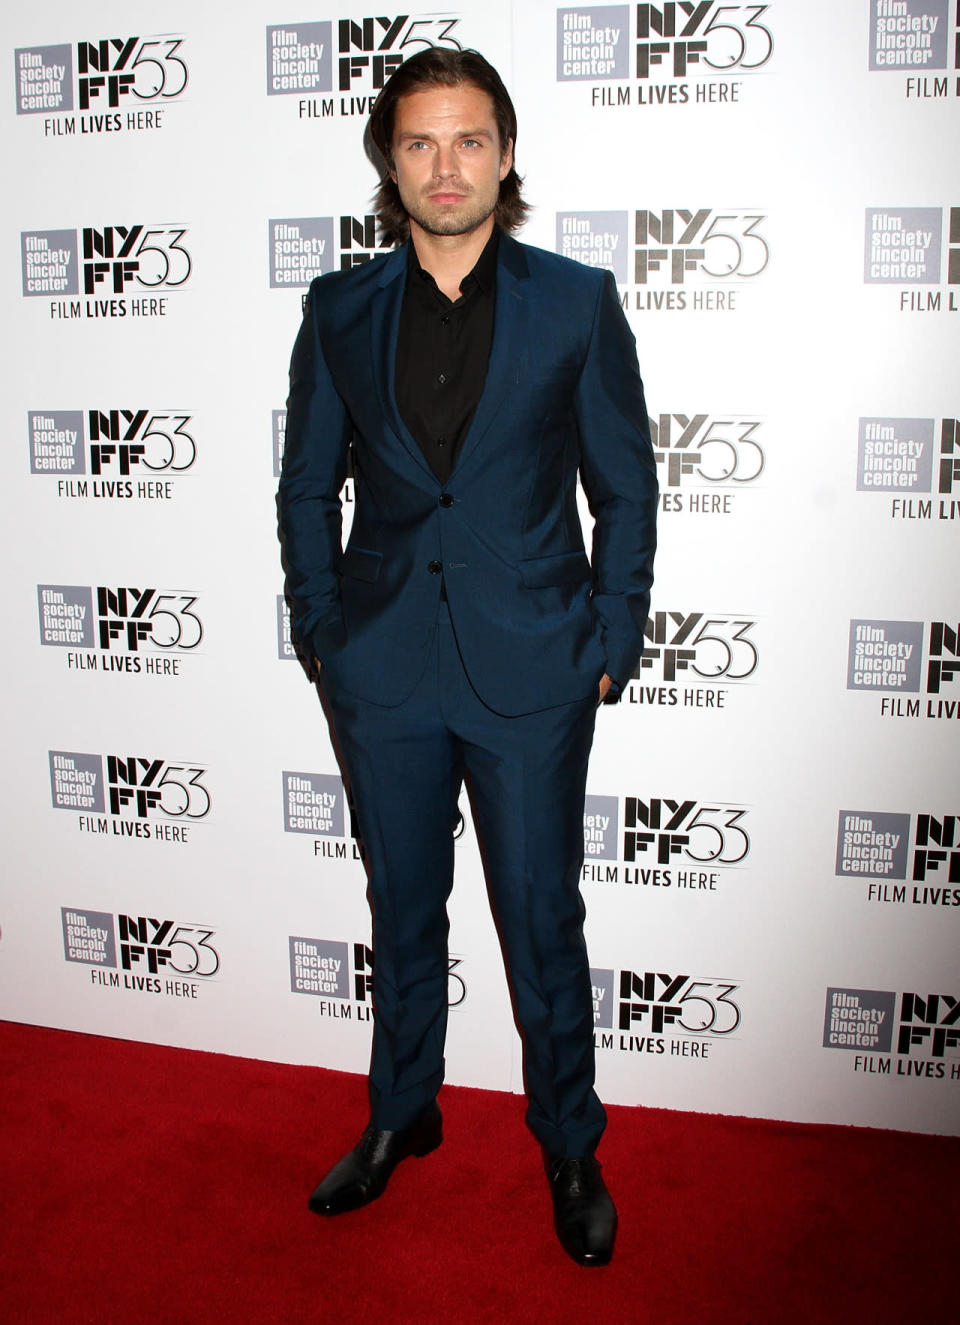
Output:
[856, 416, 960, 520]
[868, 1, 957, 78]
[836, 809, 959, 907]
[269, 215, 390, 287]
[824, 987, 960, 1080]
[38, 585, 201, 677]
[847, 619, 960, 719]
[282, 770, 364, 862]
[289, 936, 467, 1015]
[556, 4, 774, 94]
[864, 206, 960, 310]
[62, 906, 218, 999]
[21, 224, 192, 319]
[49, 750, 210, 843]
[556, 208, 769, 312]
[266, 15, 465, 117]
[15, 33, 187, 134]
[28, 409, 196, 500]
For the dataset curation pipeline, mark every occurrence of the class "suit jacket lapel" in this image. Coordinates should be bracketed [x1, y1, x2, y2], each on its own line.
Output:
[453, 233, 529, 477]
[369, 244, 438, 483]
[369, 232, 531, 483]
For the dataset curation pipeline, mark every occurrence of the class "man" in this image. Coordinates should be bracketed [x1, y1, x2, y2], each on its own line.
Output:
[278, 47, 657, 1267]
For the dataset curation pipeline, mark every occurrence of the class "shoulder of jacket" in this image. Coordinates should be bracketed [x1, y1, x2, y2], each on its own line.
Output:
[307, 246, 401, 306]
[510, 236, 607, 291]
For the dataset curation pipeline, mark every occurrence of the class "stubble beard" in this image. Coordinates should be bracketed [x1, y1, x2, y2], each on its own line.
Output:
[403, 188, 498, 239]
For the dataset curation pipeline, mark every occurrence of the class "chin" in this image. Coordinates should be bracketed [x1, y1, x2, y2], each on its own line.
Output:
[424, 220, 478, 237]
[414, 205, 495, 239]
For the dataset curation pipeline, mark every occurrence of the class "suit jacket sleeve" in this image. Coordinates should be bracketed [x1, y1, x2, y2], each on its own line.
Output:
[575, 269, 658, 689]
[277, 279, 352, 666]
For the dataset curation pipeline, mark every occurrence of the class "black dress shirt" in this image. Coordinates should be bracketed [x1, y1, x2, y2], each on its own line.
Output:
[395, 227, 498, 484]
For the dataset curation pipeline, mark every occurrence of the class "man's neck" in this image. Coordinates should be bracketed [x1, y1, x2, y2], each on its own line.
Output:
[409, 217, 495, 302]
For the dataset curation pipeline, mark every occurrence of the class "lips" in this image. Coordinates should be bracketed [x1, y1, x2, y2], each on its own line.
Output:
[428, 192, 468, 202]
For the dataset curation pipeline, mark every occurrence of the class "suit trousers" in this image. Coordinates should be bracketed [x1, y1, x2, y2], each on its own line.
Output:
[322, 601, 606, 1158]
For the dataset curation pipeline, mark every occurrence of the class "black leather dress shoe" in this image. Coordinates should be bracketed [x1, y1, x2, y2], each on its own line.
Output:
[545, 1155, 618, 1266]
[307, 1102, 442, 1216]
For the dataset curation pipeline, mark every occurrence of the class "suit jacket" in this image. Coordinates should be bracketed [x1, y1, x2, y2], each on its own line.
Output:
[278, 230, 657, 717]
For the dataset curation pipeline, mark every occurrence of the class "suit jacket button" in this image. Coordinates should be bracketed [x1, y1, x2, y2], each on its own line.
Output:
[439, 493, 454, 507]
[428, 560, 443, 575]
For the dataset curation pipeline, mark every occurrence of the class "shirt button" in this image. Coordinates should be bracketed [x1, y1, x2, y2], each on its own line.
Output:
[428, 560, 443, 575]
[439, 493, 454, 508]
[441, 316, 450, 326]
[437, 436, 447, 447]
[438, 374, 446, 385]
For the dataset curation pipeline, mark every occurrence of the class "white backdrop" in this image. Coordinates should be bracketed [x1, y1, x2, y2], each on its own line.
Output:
[2, 0, 958, 1137]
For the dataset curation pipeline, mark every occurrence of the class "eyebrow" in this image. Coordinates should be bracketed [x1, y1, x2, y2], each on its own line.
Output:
[396, 127, 495, 143]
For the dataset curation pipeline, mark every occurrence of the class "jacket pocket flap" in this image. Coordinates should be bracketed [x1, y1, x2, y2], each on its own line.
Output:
[519, 550, 592, 589]
[341, 546, 383, 583]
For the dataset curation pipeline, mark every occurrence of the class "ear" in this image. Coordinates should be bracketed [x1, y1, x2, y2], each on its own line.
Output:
[499, 137, 514, 182]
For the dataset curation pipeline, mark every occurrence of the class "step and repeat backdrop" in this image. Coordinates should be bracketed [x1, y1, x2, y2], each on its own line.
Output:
[2, 1, 958, 1137]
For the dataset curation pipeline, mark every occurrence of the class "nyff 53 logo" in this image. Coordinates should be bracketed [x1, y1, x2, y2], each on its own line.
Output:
[634, 208, 768, 284]
[290, 936, 466, 1015]
[269, 14, 465, 117]
[62, 906, 218, 999]
[113, 915, 218, 976]
[825, 986, 960, 1080]
[16, 35, 187, 116]
[336, 14, 463, 89]
[87, 409, 195, 476]
[270, 214, 391, 287]
[581, 793, 749, 893]
[622, 797, 749, 866]
[80, 224, 191, 294]
[22, 226, 191, 318]
[628, 611, 757, 709]
[28, 410, 195, 502]
[49, 750, 210, 842]
[640, 611, 758, 681]
[635, 2, 773, 77]
[102, 755, 210, 820]
[38, 585, 202, 657]
[651, 414, 765, 489]
[557, 4, 774, 83]
[95, 589, 201, 651]
[592, 964, 741, 1058]
[557, 209, 768, 311]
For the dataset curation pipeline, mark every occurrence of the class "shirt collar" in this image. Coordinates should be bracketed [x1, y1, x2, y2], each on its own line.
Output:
[406, 225, 500, 298]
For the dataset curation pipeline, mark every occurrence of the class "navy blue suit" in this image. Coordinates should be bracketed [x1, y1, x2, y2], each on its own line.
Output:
[279, 231, 657, 1155]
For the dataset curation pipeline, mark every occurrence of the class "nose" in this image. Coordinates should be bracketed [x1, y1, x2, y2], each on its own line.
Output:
[433, 144, 458, 179]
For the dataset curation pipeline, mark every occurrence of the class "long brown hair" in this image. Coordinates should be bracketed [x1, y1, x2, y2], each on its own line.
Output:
[367, 47, 529, 246]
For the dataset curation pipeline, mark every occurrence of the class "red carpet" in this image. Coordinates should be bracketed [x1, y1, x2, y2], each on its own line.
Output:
[2, 1020, 957, 1324]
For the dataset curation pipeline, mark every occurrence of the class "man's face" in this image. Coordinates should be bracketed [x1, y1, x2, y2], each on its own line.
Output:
[389, 82, 513, 240]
